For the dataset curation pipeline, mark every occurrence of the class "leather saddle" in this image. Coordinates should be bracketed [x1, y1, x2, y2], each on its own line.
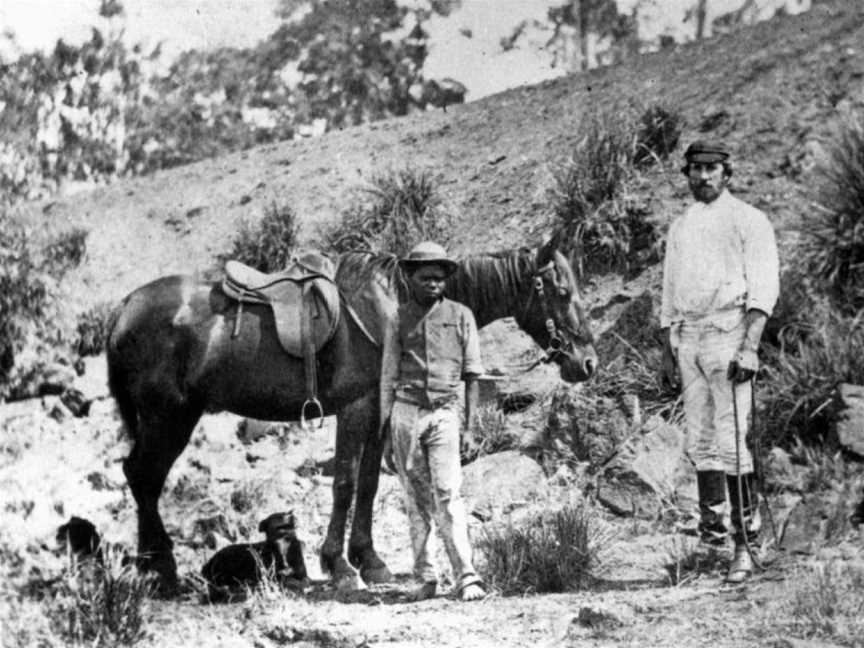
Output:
[221, 252, 340, 426]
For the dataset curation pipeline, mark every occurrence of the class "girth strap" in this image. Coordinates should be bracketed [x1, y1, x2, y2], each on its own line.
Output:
[300, 281, 324, 429]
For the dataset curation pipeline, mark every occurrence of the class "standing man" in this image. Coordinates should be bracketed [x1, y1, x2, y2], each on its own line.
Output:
[660, 141, 779, 583]
[380, 241, 486, 602]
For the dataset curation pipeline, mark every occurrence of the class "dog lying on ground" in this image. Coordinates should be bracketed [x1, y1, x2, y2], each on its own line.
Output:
[201, 511, 308, 602]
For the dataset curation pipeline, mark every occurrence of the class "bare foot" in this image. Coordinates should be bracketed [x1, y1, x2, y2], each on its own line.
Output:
[459, 582, 486, 601]
[410, 580, 438, 601]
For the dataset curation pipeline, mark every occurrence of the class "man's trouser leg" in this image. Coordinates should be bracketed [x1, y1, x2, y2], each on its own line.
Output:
[390, 400, 438, 583]
[422, 405, 479, 588]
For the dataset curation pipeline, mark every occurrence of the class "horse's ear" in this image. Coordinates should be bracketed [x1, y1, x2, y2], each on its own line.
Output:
[537, 229, 564, 266]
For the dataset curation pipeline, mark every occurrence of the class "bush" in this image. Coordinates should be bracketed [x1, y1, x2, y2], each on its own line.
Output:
[804, 112, 864, 311]
[324, 167, 454, 257]
[551, 111, 656, 277]
[460, 405, 520, 464]
[47, 549, 155, 647]
[221, 201, 300, 272]
[74, 301, 115, 357]
[633, 104, 684, 167]
[41, 227, 89, 275]
[476, 504, 611, 595]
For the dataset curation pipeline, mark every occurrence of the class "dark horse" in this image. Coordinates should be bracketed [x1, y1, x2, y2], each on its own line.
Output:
[106, 237, 598, 593]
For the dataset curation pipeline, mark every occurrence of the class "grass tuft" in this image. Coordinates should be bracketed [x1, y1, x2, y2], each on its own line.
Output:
[221, 200, 300, 272]
[461, 404, 520, 465]
[73, 301, 115, 357]
[477, 504, 612, 595]
[633, 104, 684, 167]
[324, 167, 454, 257]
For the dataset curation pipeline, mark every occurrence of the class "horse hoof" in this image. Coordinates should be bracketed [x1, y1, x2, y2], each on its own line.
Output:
[335, 571, 367, 593]
[361, 564, 393, 584]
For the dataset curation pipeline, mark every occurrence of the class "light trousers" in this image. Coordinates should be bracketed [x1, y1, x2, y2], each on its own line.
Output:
[390, 399, 476, 584]
[673, 319, 753, 475]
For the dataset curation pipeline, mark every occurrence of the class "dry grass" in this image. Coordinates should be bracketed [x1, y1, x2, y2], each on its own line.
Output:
[477, 503, 613, 595]
[662, 536, 724, 587]
[220, 200, 300, 272]
[73, 301, 115, 357]
[460, 404, 520, 465]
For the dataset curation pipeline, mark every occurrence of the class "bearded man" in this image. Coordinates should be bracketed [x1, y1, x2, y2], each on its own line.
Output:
[660, 140, 780, 583]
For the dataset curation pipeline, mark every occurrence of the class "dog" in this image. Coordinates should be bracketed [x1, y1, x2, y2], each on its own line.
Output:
[56, 516, 103, 564]
[201, 511, 308, 602]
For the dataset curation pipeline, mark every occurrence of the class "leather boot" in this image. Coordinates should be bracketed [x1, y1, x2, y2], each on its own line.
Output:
[726, 472, 759, 583]
[696, 470, 727, 546]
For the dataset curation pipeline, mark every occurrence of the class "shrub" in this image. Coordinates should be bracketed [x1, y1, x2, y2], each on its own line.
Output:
[460, 405, 520, 464]
[662, 536, 724, 586]
[804, 112, 864, 312]
[476, 504, 611, 595]
[41, 227, 89, 276]
[633, 104, 684, 167]
[47, 548, 155, 647]
[74, 301, 115, 357]
[221, 201, 300, 272]
[324, 167, 454, 257]
[551, 111, 656, 277]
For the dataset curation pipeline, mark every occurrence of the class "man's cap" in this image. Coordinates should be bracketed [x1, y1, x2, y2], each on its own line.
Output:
[399, 241, 458, 276]
[683, 140, 730, 164]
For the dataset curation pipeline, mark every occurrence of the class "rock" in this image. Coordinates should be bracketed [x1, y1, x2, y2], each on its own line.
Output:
[780, 491, 844, 554]
[237, 418, 294, 445]
[461, 450, 546, 521]
[764, 446, 806, 492]
[837, 383, 864, 457]
[596, 417, 693, 519]
[70, 355, 110, 401]
[60, 388, 90, 417]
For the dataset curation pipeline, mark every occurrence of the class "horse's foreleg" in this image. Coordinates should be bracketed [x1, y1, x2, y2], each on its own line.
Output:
[123, 407, 200, 595]
[348, 409, 392, 584]
[320, 400, 366, 591]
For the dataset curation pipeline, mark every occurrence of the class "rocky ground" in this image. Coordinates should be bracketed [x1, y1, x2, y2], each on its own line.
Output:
[3, 2, 864, 647]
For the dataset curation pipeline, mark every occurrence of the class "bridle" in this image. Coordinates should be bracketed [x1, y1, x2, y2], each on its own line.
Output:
[520, 261, 569, 365]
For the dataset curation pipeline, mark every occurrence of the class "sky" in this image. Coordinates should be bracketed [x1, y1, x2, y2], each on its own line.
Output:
[0, 0, 808, 100]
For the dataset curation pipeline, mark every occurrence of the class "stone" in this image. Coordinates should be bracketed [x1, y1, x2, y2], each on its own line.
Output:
[780, 491, 843, 554]
[70, 355, 110, 401]
[837, 383, 864, 457]
[461, 450, 546, 521]
[763, 446, 806, 492]
[596, 417, 693, 519]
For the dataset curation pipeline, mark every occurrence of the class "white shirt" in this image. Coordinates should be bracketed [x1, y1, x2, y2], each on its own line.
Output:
[661, 189, 779, 329]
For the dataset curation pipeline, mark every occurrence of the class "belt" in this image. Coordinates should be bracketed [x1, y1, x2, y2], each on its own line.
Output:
[395, 389, 458, 410]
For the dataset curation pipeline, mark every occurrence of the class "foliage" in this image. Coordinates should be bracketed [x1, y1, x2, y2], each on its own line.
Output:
[804, 112, 864, 312]
[550, 109, 656, 277]
[221, 201, 300, 272]
[633, 104, 684, 167]
[325, 167, 454, 257]
[477, 504, 611, 595]
[74, 301, 115, 357]
[461, 405, 520, 465]
[662, 536, 723, 586]
[46, 549, 155, 647]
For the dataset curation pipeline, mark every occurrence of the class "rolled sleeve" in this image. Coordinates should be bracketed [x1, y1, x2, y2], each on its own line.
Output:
[743, 209, 780, 316]
[379, 315, 400, 423]
[460, 308, 485, 378]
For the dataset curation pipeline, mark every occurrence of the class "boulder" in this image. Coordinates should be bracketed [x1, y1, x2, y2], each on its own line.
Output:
[596, 417, 693, 519]
[461, 450, 546, 521]
[763, 446, 807, 492]
[780, 491, 844, 554]
[837, 383, 864, 457]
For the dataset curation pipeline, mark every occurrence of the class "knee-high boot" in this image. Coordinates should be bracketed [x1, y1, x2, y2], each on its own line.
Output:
[726, 472, 760, 583]
[696, 470, 727, 546]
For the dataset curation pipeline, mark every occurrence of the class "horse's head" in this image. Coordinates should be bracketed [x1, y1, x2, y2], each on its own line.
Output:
[516, 235, 598, 382]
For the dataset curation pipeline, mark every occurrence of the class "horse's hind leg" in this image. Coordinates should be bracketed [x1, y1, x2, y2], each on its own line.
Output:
[123, 405, 202, 594]
[348, 397, 392, 584]
[320, 399, 367, 591]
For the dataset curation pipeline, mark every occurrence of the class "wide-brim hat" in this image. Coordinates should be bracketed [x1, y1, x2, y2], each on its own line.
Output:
[398, 241, 458, 276]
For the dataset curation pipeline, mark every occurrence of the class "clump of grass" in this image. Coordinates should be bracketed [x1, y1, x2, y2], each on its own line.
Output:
[804, 111, 864, 312]
[73, 301, 115, 357]
[461, 405, 520, 464]
[633, 104, 684, 167]
[551, 111, 656, 277]
[222, 200, 300, 272]
[46, 546, 155, 647]
[476, 504, 611, 595]
[41, 227, 89, 275]
[767, 562, 864, 643]
[662, 536, 723, 586]
[324, 167, 454, 257]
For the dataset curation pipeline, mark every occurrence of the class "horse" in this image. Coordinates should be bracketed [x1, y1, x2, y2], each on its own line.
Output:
[106, 236, 598, 594]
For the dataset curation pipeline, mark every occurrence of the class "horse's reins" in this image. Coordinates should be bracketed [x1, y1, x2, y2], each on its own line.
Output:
[518, 261, 568, 371]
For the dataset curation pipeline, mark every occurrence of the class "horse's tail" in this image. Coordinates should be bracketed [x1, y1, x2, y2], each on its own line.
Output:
[106, 298, 139, 441]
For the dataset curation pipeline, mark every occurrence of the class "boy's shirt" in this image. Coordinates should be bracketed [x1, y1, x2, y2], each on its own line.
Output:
[380, 297, 484, 420]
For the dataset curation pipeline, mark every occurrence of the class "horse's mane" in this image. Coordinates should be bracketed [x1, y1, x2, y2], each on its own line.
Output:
[335, 250, 403, 294]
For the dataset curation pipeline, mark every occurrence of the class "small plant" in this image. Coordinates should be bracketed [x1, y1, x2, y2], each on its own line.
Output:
[47, 546, 155, 647]
[662, 536, 724, 586]
[633, 104, 684, 167]
[221, 201, 300, 272]
[804, 111, 864, 312]
[324, 167, 454, 257]
[551, 111, 656, 277]
[461, 405, 520, 464]
[74, 301, 115, 356]
[477, 504, 611, 595]
[41, 227, 89, 275]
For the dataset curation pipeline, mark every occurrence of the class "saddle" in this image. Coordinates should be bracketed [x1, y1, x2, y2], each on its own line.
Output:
[222, 252, 340, 426]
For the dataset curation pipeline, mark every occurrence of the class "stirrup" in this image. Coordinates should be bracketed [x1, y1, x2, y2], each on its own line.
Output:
[301, 398, 325, 429]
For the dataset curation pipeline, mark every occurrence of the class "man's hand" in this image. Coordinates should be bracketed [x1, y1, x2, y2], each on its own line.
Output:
[727, 348, 758, 384]
[380, 417, 397, 474]
[659, 330, 679, 391]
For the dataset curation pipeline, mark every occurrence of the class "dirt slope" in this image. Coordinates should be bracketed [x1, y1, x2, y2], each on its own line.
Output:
[18, 1, 863, 312]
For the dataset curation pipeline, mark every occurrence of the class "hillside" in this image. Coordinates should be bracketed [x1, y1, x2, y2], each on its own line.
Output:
[3, 3, 864, 648]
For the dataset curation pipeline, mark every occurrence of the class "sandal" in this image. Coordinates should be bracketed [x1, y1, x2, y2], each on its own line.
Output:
[456, 574, 487, 601]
